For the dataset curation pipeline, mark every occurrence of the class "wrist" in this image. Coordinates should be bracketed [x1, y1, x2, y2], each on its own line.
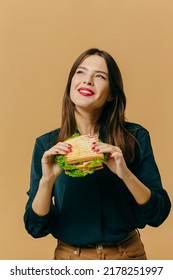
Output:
[40, 175, 56, 186]
[121, 168, 132, 183]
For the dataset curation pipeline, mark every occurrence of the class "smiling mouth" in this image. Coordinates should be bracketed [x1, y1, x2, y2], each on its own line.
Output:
[78, 87, 95, 96]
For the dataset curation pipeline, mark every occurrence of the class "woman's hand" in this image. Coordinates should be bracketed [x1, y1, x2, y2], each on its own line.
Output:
[32, 142, 72, 216]
[41, 142, 72, 181]
[91, 141, 130, 180]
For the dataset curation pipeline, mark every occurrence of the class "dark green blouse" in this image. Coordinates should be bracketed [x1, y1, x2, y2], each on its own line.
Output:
[24, 122, 171, 246]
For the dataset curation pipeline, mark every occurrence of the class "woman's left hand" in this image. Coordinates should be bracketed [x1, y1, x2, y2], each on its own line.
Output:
[91, 141, 130, 180]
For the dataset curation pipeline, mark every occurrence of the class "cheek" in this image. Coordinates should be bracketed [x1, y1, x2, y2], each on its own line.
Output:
[70, 78, 79, 94]
[69, 82, 78, 102]
[100, 86, 111, 100]
[69, 79, 75, 94]
[71, 76, 80, 87]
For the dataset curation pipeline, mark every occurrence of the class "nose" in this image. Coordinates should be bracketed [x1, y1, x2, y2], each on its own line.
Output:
[83, 74, 94, 86]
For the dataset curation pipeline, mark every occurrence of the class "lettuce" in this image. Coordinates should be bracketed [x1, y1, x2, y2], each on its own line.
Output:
[55, 133, 80, 170]
[69, 132, 80, 139]
[54, 133, 107, 177]
[55, 155, 77, 170]
[55, 155, 105, 177]
[87, 158, 104, 168]
[65, 168, 95, 177]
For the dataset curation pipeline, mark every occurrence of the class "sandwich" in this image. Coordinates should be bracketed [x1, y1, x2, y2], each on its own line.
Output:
[55, 133, 105, 177]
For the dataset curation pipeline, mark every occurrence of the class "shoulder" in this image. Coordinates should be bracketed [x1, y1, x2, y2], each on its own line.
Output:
[125, 121, 147, 131]
[125, 121, 149, 138]
[36, 128, 60, 150]
[125, 122, 153, 155]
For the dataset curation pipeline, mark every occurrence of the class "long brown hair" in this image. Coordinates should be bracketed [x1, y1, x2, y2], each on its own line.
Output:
[57, 48, 135, 163]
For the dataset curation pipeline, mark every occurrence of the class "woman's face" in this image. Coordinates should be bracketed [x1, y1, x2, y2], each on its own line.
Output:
[70, 55, 111, 112]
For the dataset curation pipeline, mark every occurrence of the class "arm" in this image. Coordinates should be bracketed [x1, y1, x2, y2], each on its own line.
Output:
[24, 133, 72, 237]
[118, 166, 151, 205]
[92, 142, 151, 205]
[31, 141, 71, 216]
[92, 127, 171, 226]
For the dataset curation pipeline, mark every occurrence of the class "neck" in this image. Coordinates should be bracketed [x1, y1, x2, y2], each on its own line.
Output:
[74, 109, 100, 135]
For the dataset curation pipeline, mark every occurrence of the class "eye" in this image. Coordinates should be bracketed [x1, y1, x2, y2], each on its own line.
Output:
[76, 70, 85, 75]
[95, 74, 106, 80]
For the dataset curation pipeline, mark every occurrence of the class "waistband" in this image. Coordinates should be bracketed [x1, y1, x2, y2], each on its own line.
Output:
[58, 230, 138, 249]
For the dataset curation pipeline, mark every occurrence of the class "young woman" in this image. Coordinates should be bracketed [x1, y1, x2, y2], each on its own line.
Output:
[24, 48, 171, 260]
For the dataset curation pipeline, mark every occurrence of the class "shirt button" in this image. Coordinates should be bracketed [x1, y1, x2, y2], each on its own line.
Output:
[97, 244, 103, 250]
[74, 250, 78, 255]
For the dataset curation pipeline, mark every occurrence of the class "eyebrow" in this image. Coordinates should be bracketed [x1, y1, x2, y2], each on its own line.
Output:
[77, 66, 108, 76]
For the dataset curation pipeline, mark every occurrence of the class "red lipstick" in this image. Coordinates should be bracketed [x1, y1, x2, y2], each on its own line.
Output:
[78, 87, 95, 96]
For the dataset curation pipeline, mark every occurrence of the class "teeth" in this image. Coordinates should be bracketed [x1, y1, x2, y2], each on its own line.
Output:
[79, 90, 93, 95]
[81, 90, 91, 93]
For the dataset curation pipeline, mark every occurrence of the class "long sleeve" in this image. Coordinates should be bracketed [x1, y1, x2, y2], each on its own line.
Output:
[132, 127, 171, 227]
[24, 130, 59, 238]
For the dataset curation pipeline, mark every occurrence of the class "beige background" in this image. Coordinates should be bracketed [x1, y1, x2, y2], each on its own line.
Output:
[0, 0, 172, 259]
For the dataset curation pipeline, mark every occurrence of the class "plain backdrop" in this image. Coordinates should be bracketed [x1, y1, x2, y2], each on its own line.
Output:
[0, 0, 173, 259]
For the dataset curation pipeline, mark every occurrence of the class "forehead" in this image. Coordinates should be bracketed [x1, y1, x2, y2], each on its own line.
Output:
[79, 55, 108, 72]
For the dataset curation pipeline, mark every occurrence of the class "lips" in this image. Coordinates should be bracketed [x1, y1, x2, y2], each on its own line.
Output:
[78, 87, 95, 96]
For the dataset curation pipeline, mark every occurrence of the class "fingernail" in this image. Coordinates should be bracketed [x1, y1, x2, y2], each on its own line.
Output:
[109, 153, 113, 157]
[92, 142, 96, 144]
[95, 149, 100, 152]
[68, 144, 72, 147]
[91, 147, 95, 150]
[55, 151, 59, 154]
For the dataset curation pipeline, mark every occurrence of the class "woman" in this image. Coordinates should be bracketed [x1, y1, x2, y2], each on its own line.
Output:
[24, 48, 171, 260]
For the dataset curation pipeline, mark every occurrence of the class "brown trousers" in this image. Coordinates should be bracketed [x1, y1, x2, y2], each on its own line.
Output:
[54, 230, 147, 260]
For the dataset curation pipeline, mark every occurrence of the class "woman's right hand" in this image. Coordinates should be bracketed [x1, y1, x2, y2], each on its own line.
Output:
[41, 142, 72, 182]
[32, 142, 72, 216]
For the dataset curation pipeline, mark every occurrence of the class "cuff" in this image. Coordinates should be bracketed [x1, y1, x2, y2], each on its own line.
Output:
[29, 207, 50, 226]
[137, 191, 157, 212]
